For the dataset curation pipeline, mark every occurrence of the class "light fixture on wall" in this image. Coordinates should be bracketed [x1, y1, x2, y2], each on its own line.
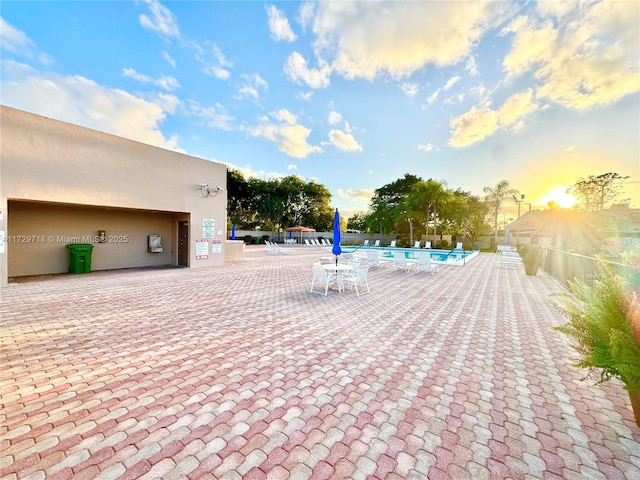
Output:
[198, 184, 224, 198]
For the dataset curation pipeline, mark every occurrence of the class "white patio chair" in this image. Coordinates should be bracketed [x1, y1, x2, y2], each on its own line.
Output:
[415, 252, 438, 275]
[424, 241, 431, 249]
[374, 240, 381, 247]
[413, 240, 421, 248]
[389, 240, 396, 248]
[342, 264, 370, 296]
[363, 239, 370, 247]
[392, 252, 416, 272]
[310, 264, 337, 296]
[456, 242, 463, 250]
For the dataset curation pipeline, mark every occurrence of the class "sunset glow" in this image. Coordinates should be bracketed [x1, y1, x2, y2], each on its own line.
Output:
[536, 185, 578, 210]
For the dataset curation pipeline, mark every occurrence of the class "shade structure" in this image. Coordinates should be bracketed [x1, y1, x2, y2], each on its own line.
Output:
[285, 226, 315, 244]
[332, 209, 342, 264]
[231, 224, 236, 240]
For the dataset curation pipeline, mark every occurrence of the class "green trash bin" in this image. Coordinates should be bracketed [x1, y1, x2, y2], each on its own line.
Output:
[67, 243, 94, 273]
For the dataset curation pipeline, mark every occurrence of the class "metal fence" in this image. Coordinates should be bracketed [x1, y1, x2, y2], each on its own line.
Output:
[542, 247, 640, 289]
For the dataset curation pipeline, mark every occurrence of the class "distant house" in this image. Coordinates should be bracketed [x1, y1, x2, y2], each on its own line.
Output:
[507, 205, 640, 257]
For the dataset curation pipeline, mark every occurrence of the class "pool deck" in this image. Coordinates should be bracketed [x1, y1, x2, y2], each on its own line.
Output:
[1, 246, 639, 479]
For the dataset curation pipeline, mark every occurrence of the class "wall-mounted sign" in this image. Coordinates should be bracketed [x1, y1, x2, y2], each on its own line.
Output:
[202, 218, 215, 238]
[212, 239, 222, 253]
[195, 239, 209, 259]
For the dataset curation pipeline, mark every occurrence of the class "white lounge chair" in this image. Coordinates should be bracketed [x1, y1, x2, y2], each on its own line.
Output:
[389, 240, 396, 248]
[342, 265, 370, 296]
[374, 240, 381, 247]
[267, 241, 293, 255]
[366, 250, 390, 269]
[424, 241, 431, 249]
[304, 239, 311, 246]
[310, 264, 338, 296]
[363, 240, 370, 247]
[456, 242, 463, 250]
[414, 252, 438, 275]
[413, 241, 421, 248]
[392, 252, 416, 272]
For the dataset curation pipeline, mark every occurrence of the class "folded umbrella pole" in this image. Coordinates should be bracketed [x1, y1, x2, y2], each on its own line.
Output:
[332, 208, 342, 265]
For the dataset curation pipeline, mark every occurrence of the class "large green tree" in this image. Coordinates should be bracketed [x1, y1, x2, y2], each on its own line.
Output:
[367, 174, 423, 234]
[409, 179, 448, 243]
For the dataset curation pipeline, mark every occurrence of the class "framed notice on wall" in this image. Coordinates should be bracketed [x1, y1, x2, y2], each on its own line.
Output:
[195, 239, 209, 259]
[202, 218, 215, 239]
[212, 239, 222, 253]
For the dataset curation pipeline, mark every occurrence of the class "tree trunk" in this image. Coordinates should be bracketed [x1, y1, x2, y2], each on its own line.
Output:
[630, 390, 640, 427]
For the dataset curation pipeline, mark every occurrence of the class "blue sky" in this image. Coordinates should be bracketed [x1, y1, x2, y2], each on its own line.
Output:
[1, 0, 639, 219]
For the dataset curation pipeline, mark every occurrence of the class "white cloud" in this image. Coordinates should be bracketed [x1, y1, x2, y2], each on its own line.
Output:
[247, 109, 322, 158]
[296, 91, 314, 101]
[303, 1, 513, 80]
[423, 75, 461, 108]
[418, 143, 435, 153]
[444, 75, 460, 91]
[162, 50, 176, 68]
[0, 17, 34, 54]
[139, 0, 180, 38]
[1, 61, 181, 150]
[235, 73, 268, 100]
[123, 68, 180, 91]
[0, 18, 53, 65]
[287, 164, 298, 171]
[123, 67, 151, 83]
[337, 188, 374, 202]
[465, 56, 478, 76]
[328, 110, 342, 125]
[449, 89, 538, 147]
[501, 2, 640, 109]
[266, 4, 297, 42]
[328, 129, 363, 151]
[194, 43, 233, 80]
[284, 52, 331, 89]
[188, 101, 234, 131]
[400, 82, 419, 97]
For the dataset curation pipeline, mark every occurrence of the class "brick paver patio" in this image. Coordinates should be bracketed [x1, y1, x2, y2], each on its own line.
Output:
[1, 246, 639, 479]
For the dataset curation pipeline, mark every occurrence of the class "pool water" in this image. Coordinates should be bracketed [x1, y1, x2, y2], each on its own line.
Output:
[340, 246, 480, 266]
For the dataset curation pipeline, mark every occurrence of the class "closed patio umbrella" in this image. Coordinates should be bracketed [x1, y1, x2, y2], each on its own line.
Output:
[332, 208, 342, 265]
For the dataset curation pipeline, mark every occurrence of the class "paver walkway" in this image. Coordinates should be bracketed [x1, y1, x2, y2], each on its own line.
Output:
[1, 246, 639, 479]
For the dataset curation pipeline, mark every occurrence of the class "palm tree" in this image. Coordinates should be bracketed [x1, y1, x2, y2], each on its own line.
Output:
[483, 180, 519, 248]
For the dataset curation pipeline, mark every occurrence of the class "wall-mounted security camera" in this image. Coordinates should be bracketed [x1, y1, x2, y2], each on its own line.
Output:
[199, 183, 208, 189]
[216, 186, 224, 191]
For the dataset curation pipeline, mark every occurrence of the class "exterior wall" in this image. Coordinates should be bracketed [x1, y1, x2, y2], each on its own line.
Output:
[7, 202, 183, 276]
[0, 106, 227, 284]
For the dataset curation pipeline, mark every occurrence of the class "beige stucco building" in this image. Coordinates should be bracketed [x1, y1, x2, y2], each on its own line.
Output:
[0, 106, 229, 286]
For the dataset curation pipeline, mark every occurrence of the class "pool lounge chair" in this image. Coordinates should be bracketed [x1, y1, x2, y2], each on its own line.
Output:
[389, 240, 396, 248]
[363, 239, 370, 247]
[374, 240, 381, 247]
[414, 252, 438, 275]
[413, 241, 421, 248]
[424, 241, 431, 249]
[367, 250, 391, 269]
[456, 242, 464, 250]
[392, 252, 416, 273]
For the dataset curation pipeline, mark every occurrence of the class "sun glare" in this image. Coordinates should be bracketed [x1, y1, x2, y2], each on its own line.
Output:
[537, 185, 578, 209]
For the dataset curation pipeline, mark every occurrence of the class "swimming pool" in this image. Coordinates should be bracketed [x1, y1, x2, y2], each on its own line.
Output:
[338, 246, 480, 266]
